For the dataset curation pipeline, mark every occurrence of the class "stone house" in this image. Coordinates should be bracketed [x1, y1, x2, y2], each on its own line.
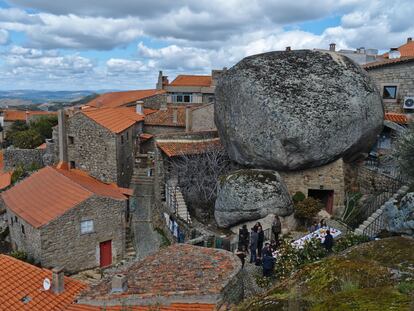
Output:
[65, 106, 144, 187]
[187, 103, 216, 132]
[364, 55, 414, 113]
[70, 244, 243, 310]
[143, 106, 186, 135]
[156, 70, 225, 105]
[1, 166, 132, 273]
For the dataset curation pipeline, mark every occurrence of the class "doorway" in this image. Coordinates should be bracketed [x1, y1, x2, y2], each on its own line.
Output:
[308, 189, 334, 214]
[99, 240, 112, 267]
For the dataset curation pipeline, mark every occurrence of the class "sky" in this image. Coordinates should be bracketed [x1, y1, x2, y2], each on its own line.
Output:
[0, 0, 413, 91]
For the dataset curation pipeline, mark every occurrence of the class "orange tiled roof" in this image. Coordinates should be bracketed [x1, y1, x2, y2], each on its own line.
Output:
[384, 112, 409, 124]
[82, 107, 144, 134]
[1, 166, 129, 228]
[363, 56, 414, 70]
[157, 138, 222, 157]
[66, 303, 216, 311]
[0, 254, 86, 311]
[169, 75, 212, 87]
[3, 110, 56, 122]
[0, 171, 12, 190]
[144, 107, 186, 127]
[37, 142, 47, 149]
[383, 40, 414, 58]
[0, 150, 3, 173]
[143, 108, 158, 115]
[87, 89, 166, 109]
[139, 133, 153, 142]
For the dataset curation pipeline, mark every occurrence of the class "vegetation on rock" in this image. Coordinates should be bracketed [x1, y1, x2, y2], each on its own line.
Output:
[294, 197, 323, 226]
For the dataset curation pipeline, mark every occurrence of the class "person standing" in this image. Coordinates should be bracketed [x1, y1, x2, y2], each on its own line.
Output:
[271, 216, 282, 245]
[257, 226, 264, 258]
[323, 229, 334, 252]
[249, 227, 258, 264]
[235, 245, 247, 268]
[239, 224, 249, 250]
[262, 252, 275, 277]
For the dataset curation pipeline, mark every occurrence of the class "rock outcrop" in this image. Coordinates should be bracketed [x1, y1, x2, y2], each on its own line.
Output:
[214, 169, 293, 228]
[215, 50, 383, 171]
[385, 192, 414, 236]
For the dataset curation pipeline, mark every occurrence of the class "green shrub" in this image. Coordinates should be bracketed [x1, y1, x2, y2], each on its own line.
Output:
[11, 129, 43, 149]
[398, 281, 414, 295]
[292, 191, 306, 203]
[333, 234, 370, 253]
[294, 197, 324, 225]
[11, 165, 25, 184]
[10, 250, 28, 261]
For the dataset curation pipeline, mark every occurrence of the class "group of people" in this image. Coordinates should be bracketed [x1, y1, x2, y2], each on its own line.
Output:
[235, 216, 282, 277]
[309, 218, 334, 252]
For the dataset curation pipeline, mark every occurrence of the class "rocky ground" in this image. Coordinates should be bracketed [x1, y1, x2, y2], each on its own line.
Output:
[235, 236, 414, 311]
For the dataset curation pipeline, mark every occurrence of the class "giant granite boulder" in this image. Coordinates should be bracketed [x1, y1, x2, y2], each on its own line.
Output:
[215, 50, 383, 170]
[385, 192, 414, 236]
[215, 169, 293, 228]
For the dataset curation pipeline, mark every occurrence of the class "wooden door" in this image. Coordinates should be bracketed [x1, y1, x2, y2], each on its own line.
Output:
[100, 240, 112, 267]
[326, 191, 334, 214]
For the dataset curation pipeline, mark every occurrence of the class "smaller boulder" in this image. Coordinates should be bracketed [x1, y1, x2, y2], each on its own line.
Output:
[385, 192, 414, 236]
[214, 169, 293, 228]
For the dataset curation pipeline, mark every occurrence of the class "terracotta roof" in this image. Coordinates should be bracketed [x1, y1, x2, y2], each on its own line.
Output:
[363, 56, 414, 70]
[383, 40, 414, 58]
[384, 112, 409, 124]
[37, 142, 47, 149]
[0, 171, 12, 190]
[0, 150, 3, 172]
[144, 107, 186, 127]
[0, 254, 86, 311]
[82, 107, 144, 134]
[139, 133, 154, 142]
[66, 303, 216, 311]
[143, 108, 158, 115]
[3, 110, 56, 122]
[169, 75, 212, 87]
[87, 89, 166, 109]
[1, 166, 129, 228]
[157, 138, 222, 157]
[77, 244, 240, 302]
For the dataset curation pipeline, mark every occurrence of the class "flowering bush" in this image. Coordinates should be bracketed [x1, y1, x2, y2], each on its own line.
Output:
[332, 233, 370, 253]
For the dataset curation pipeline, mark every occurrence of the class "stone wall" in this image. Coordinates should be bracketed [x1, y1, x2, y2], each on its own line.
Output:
[142, 94, 167, 110]
[356, 166, 401, 195]
[40, 195, 126, 273]
[220, 266, 244, 306]
[367, 61, 414, 113]
[5, 208, 42, 261]
[191, 104, 216, 132]
[67, 113, 118, 184]
[3, 148, 45, 171]
[279, 158, 346, 214]
[143, 125, 186, 135]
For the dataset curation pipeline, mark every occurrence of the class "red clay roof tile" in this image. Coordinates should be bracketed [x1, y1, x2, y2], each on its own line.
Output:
[0, 171, 12, 190]
[3, 110, 56, 122]
[169, 75, 212, 87]
[87, 90, 166, 109]
[384, 112, 409, 124]
[144, 107, 186, 127]
[363, 56, 414, 70]
[157, 138, 222, 157]
[1, 166, 128, 228]
[383, 40, 414, 58]
[0, 254, 86, 311]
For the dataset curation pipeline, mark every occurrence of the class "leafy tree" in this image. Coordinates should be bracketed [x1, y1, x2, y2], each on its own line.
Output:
[294, 197, 324, 226]
[11, 129, 43, 149]
[30, 115, 58, 140]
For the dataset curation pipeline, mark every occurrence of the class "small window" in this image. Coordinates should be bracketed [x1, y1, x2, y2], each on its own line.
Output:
[126, 132, 129, 141]
[15, 216, 18, 223]
[21, 225, 25, 235]
[121, 135, 124, 144]
[383, 86, 397, 99]
[70, 161, 76, 169]
[81, 220, 94, 234]
[11, 217, 13, 226]
[68, 136, 75, 144]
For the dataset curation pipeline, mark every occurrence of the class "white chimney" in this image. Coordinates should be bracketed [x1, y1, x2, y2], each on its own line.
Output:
[135, 100, 144, 114]
[111, 274, 127, 293]
[52, 267, 65, 294]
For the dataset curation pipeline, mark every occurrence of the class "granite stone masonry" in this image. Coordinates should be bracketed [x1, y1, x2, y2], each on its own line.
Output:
[3, 148, 44, 171]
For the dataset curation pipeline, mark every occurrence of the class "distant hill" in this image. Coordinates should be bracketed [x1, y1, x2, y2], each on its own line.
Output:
[0, 90, 101, 105]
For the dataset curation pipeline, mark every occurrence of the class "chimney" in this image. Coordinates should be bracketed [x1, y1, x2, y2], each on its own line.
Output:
[329, 43, 336, 52]
[156, 71, 163, 90]
[185, 106, 192, 132]
[172, 108, 178, 124]
[135, 100, 144, 114]
[285, 46, 291, 51]
[160, 95, 168, 111]
[52, 267, 65, 294]
[57, 109, 68, 170]
[408, 37, 412, 43]
[111, 274, 127, 293]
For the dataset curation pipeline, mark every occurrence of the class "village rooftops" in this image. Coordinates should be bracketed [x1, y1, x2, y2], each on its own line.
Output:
[86, 89, 166, 109]
[0, 254, 86, 311]
[157, 137, 222, 157]
[75, 244, 240, 308]
[169, 75, 213, 87]
[81, 107, 145, 134]
[383, 37, 414, 59]
[363, 56, 414, 70]
[2, 110, 56, 122]
[144, 106, 186, 127]
[1, 166, 131, 228]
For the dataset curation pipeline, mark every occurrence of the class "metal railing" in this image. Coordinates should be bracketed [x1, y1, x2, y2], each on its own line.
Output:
[362, 211, 385, 238]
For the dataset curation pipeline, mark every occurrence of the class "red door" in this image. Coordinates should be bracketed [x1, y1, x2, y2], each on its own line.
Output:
[326, 191, 334, 214]
[100, 240, 112, 267]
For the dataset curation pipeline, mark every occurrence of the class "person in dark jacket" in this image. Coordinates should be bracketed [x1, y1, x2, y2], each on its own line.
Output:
[262, 242, 272, 257]
[323, 229, 334, 252]
[235, 245, 247, 268]
[238, 224, 249, 250]
[262, 253, 275, 277]
[249, 227, 258, 263]
[271, 216, 282, 245]
[257, 226, 264, 257]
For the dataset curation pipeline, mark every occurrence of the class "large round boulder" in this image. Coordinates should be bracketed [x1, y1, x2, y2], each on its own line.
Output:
[215, 50, 383, 170]
[214, 169, 293, 228]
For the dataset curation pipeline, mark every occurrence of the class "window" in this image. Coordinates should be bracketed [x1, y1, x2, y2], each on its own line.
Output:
[121, 135, 124, 144]
[172, 93, 193, 103]
[15, 216, 18, 223]
[68, 136, 75, 144]
[10, 217, 13, 226]
[70, 161, 76, 169]
[383, 86, 397, 100]
[126, 132, 129, 141]
[21, 225, 25, 235]
[80, 220, 94, 234]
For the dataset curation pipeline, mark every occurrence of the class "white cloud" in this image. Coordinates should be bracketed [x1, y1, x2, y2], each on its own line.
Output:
[106, 58, 147, 73]
[0, 29, 8, 44]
